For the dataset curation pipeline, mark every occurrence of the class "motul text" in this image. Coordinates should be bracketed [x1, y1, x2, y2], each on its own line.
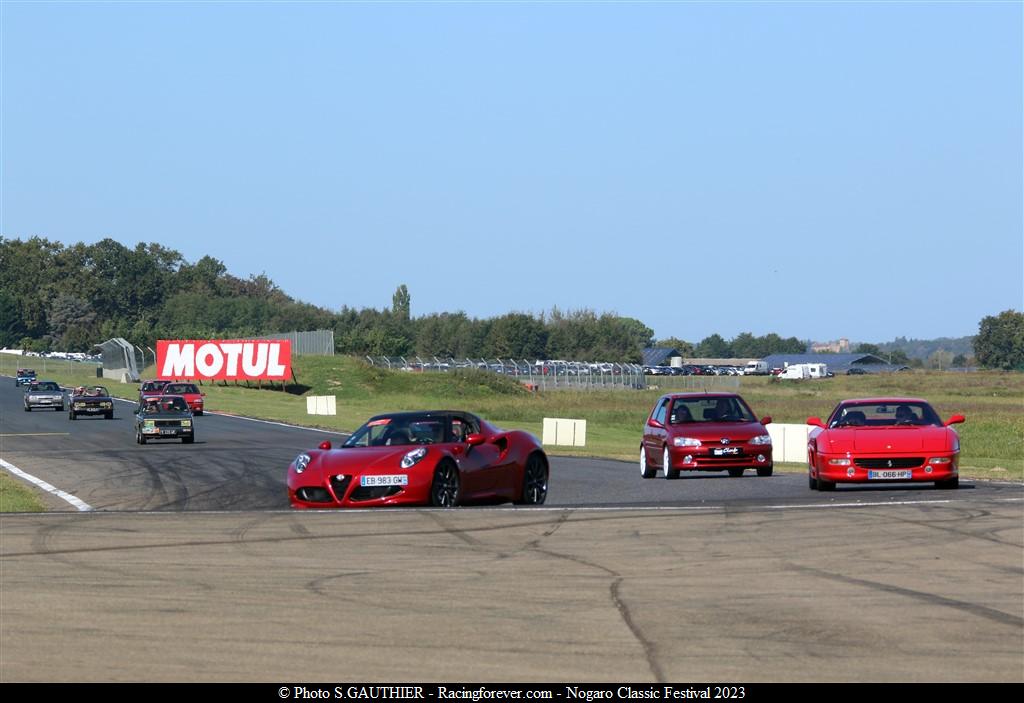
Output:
[156, 340, 292, 381]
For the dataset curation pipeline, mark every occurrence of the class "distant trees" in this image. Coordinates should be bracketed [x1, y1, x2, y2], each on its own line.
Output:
[974, 310, 1024, 370]
[693, 332, 805, 359]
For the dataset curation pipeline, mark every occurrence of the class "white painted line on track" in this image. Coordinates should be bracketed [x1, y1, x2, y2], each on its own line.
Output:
[0, 458, 93, 512]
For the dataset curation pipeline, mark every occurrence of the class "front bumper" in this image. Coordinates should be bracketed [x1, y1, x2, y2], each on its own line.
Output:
[815, 455, 958, 483]
[26, 396, 63, 408]
[666, 445, 773, 471]
[141, 426, 194, 439]
[288, 468, 433, 509]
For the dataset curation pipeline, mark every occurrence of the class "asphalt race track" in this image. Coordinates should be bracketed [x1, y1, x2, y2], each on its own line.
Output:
[2, 382, 1022, 681]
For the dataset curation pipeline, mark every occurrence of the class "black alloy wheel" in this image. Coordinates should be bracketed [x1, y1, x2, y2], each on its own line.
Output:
[430, 462, 460, 508]
[516, 453, 549, 505]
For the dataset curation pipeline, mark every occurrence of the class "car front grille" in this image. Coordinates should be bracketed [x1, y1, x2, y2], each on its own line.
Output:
[155, 420, 182, 427]
[855, 457, 923, 469]
[329, 474, 352, 501]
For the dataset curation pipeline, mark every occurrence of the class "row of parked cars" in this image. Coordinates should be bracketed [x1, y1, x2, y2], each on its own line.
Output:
[644, 365, 744, 376]
[17, 369, 206, 445]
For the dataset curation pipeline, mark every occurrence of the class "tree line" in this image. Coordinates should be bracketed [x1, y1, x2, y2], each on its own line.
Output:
[4, 237, 1018, 368]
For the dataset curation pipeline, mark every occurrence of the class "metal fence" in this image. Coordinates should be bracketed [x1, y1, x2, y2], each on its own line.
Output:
[642, 375, 741, 392]
[254, 329, 335, 356]
[365, 357, 647, 390]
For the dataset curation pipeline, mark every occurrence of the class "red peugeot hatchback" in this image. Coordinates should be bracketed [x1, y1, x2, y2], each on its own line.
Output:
[641, 393, 773, 479]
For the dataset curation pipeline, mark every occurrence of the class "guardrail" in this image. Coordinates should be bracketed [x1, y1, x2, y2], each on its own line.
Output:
[365, 357, 647, 391]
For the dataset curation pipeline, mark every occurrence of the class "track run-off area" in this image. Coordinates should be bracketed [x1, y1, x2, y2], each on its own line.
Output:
[2, 382, 1022, 681]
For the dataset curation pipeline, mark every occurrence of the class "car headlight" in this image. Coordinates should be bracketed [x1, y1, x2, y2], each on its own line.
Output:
[673, 437, 702, 447]
[294, 453, 311, 473]
[401, 447, 428, 469]
[143, 420, 155, 428]
[750, 434, 772, 445]
[181, 420, 192, 427]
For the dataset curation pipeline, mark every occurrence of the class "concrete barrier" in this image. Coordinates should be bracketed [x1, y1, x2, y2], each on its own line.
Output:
[542, 418, 587, 447]
[305, 395, 337, 416]
[768, 423, 812, 464]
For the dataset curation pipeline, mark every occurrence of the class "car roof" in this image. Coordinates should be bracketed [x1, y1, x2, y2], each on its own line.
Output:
[663, 392, 742, 400]
[367, 410, 479, 421]
[837, 397, 929, 405]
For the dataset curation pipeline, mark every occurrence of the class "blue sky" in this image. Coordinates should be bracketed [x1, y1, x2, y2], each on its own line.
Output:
[2, 1, 1021, 343]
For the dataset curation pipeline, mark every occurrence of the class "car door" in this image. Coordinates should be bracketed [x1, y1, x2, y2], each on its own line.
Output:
[448, 414, 502, 498]
[644, 397, 670, 467]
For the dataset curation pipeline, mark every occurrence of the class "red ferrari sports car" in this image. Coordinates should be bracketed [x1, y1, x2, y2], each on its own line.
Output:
[641, 392, 774, 479]
[288, 410, 549, 508]
[807, 397, 964, 491]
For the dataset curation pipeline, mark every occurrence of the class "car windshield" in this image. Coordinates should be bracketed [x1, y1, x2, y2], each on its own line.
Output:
[669, 396, 757, 424]
[829, 402, 942, 428]
[165, 383, 197, 394]
[18, 369, 35, 376]
[146, 397, 188, 413]
[33, 382, 61, 392]
[82, 386, 109, 397]
[343, 414, 458, 447]
[142, 381, 166, 392]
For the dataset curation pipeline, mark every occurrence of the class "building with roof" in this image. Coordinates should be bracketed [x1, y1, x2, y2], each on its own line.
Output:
[761, 352, 906, 374]
[642, 347, 683, 367]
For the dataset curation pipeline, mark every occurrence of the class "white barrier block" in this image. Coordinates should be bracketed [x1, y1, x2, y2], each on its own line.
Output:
[573, 419, 587, 447]
[542, 418, 558, 445]
[542, 418, 587, 446]
[767, 423, 813, 464]
[306, 396, 337, 416]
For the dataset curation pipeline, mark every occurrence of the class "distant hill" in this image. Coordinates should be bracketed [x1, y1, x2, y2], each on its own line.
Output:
[875, 336, 975, 360]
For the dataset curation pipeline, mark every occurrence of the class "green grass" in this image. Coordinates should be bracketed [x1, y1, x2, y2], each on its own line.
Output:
[0, 471, 47, 512]
[2, 353, 1021, 481]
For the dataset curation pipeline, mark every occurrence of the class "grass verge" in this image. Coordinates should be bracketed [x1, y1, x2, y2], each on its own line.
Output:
[0, 471, 47, 512]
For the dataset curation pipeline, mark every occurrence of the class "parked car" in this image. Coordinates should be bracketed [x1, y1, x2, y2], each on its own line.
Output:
[806, 398, 963, 490]
[134, 396, 195, 444]
[23, 380, 65, 412]
[69, 385, 114, 420]
[641, 393, 773, 479]
[846, 367, 868, 375]
[288, 410, 548, 508]
[161, 381, 204, 415]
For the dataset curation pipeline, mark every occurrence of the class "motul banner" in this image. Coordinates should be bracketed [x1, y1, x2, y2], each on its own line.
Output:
[156, 340, 292, 381]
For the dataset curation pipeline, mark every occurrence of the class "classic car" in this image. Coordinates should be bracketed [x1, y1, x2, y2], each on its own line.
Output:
[139, 379, 169, 402]
[288, 410, 549, 508]
[806, 397, 963, 490]
[641, 392, 773, 479]
[23, 380, 65, 411]
[15, 368, 36, 386]
[134, 395, 195, 444]
[161, 381, 204, 415]
[69, 385, 114, 420]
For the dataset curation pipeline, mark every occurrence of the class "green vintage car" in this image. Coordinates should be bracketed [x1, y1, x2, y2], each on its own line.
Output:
[134, 395, 195, 444]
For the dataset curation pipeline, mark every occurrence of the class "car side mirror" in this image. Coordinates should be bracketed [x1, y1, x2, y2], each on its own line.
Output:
[807, 417, 825, 428]
[761, 416, 772, 425]
[466, 433, 485, 447]
[945, 414, 965, 426]
[648, 419, 664, 429]
[318, 440, 332, 450]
